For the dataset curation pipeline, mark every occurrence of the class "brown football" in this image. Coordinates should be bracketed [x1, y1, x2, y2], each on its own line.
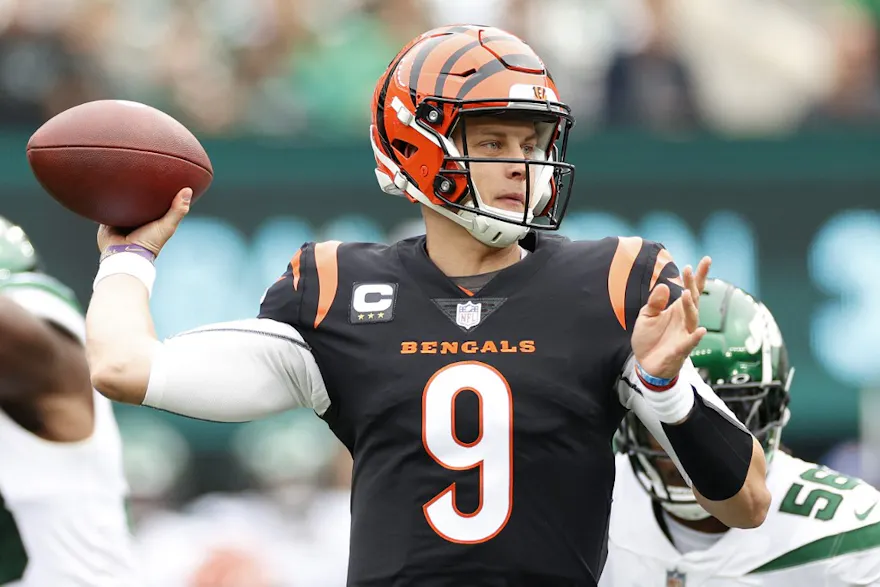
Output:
[27, 100, 213, 228]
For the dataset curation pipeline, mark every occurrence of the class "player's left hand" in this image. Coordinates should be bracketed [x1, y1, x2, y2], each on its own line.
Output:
[631, 256, 711, 380]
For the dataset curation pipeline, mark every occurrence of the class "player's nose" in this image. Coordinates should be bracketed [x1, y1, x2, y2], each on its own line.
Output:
[504, 159, 527, 180]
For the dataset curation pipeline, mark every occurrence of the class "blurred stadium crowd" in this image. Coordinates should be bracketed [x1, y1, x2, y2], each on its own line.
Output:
[1, 0, 879, 139]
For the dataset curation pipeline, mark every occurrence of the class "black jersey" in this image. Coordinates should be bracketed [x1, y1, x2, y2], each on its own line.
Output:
[258, 231, 683, 586]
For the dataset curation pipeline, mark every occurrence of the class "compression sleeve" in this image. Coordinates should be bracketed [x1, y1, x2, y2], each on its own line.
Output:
[618, 355, 752, 492]
[143, 318, 329, 422]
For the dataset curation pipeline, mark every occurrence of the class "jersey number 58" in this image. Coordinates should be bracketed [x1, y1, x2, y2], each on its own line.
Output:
[780, 467, 860, 521]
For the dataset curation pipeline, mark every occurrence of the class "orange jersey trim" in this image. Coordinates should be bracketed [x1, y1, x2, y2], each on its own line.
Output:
[290, 248, 302, 291]
[313, 241, 341, 328]
[608, 237, 643, 330]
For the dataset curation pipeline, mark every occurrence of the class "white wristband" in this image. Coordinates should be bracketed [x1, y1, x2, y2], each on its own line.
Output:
[93, 252, 157, 297]
[635, 376, 696, 424]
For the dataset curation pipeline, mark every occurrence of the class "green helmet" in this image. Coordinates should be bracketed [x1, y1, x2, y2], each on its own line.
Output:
[617, 278, 793, 520]
[688, 278, 793, 451]
[0, 216, 39, 276]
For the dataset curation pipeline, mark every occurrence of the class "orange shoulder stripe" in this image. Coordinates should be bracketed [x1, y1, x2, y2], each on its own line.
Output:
[290, 248, 303, 291]
[649, 248, 683, 289]
[608, 236, 643, 330]
[649, 248, 673, 290]
[313, 241, 341, 328]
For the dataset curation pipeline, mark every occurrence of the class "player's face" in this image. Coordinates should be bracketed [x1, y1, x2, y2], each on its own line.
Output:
[645, 432, 689, 488]
[453, 117, 543, 214]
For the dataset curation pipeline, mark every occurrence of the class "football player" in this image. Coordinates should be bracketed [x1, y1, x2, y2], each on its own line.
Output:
[84, 25, 771, 586]
[0, 217, 137, 586]
[601, 278, 880, 586]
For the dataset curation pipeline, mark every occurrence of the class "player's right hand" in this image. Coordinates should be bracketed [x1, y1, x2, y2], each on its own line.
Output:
[96, 187, 192, 257]
[630, 256, 711, 380]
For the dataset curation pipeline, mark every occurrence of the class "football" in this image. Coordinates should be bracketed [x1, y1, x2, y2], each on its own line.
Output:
[26, 100, 213, 228]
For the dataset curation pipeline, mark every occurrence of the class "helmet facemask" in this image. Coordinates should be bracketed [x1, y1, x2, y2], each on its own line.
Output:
[428, 99, 576, 240]
[371, 93, 576, 248]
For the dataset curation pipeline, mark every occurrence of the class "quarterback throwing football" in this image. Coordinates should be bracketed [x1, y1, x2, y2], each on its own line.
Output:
[85, 25, 771, 586]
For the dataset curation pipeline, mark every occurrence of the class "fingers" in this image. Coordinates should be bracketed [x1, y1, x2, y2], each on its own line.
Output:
[681, 264, 698, 305]
[164, 188, 193, 228]
[682, 288, 699, 332]
[642, 283, 670, 317]
[681, 256, 711, 310]
[677, 326, 707, 356]
[682, 265, 695, 303]
[695, 256, 711, 294]
[668, 326, 707, 360]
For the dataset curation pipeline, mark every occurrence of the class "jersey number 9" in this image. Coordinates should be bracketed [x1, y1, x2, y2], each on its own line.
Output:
[422, 361, 514, 544]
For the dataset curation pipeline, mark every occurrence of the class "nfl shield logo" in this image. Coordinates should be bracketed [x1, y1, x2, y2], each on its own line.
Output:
[455, 301, 482, 330]
[666, 570, 686, 587]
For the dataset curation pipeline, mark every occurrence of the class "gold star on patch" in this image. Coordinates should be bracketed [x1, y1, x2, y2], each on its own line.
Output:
[358, 314, 364, 320]
[378, 312, 385, 319]
[368, 313, 375, 319]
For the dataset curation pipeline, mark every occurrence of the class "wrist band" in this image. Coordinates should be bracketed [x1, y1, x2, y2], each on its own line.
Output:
[93, 252, 157, 297]
[633, 364, 695, 424]
[635, 362, 678, 390]
[100, 244, 156, 264]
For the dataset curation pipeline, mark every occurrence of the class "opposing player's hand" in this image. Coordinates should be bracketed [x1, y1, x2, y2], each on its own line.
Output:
[631, 256, 711, 380]
[97, 188, 192, 256]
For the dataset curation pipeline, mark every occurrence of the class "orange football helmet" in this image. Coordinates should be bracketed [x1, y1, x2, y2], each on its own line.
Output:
[370, 25, 576, 247]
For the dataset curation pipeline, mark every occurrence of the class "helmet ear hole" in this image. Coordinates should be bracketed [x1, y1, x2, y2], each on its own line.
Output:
[392, 140, 419, 159]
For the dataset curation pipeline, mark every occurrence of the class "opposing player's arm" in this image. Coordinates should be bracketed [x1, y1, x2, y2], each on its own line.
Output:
[0, 276, 90, 400]
[87, 247, 328, 421]
[0, 296, 77, 399]
[613, 239, 770, 528]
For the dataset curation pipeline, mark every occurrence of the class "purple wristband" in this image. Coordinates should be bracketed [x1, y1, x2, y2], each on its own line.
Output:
[100, 244, 156, 264]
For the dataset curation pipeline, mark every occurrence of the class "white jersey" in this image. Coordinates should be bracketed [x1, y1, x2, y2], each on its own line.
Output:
[0, 273, 138, 586]
[600, 452, 880, 586]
